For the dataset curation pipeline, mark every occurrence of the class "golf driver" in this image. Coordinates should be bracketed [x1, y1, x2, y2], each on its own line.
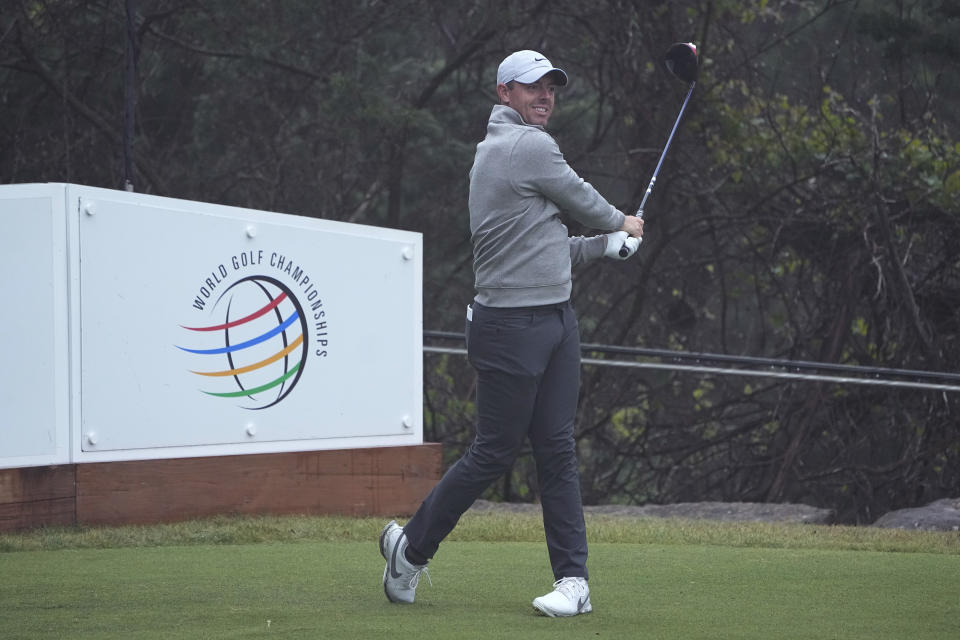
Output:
[620, 42, 699, 256]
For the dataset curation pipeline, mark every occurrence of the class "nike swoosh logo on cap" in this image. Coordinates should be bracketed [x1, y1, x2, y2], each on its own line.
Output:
[534, 57, 545, 61]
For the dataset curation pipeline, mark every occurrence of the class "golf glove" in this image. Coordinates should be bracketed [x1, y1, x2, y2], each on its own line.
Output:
[603, 231, 640, 260]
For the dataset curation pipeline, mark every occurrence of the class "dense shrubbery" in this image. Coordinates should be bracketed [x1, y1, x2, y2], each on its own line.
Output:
[3, 0, 958, 523]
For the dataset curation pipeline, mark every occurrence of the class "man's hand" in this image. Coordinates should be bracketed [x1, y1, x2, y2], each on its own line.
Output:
[604, 216, 645, 260]
[604, 231, 637, 260]
[621, 215, 644, 238]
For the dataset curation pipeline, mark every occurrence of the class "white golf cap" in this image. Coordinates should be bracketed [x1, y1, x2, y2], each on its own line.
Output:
[497, 50, 568, 86]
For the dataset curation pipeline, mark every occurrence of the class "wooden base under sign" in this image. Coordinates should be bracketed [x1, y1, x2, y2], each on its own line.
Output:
[0, 444, 441, 531]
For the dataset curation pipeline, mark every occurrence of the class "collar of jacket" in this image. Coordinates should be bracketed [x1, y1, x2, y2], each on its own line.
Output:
[490, 104, 546, 130]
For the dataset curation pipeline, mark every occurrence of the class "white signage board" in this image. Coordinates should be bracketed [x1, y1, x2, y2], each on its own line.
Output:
[0, 183, 423, 468]
[0, 185, 71, 468]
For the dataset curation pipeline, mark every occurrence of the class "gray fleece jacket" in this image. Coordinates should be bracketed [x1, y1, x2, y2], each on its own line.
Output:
[468, 105, 626, 307]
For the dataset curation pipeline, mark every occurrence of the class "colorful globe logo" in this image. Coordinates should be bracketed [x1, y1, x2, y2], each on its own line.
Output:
[177, 275, 308, 409]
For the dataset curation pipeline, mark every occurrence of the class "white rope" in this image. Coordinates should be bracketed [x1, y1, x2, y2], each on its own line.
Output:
[423, 346, 960, 393]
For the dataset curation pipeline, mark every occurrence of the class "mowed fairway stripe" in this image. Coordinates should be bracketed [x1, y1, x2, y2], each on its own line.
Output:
[1, 542, 958, 639]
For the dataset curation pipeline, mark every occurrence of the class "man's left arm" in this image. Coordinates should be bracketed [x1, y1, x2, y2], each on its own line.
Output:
[569, 230, 638, 266]
[568, 235, 607, 267]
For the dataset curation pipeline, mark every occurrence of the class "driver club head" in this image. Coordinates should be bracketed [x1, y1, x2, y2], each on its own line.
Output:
[663, 42, 698, 84]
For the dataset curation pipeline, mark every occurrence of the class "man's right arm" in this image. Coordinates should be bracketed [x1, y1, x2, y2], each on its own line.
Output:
[514, 130, 625, 233]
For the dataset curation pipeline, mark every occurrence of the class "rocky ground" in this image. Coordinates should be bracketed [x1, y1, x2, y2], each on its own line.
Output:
[467, 497, 960, 531]
[870, 497, 960, 532]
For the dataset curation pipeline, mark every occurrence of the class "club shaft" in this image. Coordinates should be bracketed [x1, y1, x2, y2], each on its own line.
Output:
[618, 81, 696, 257]
[636, 80, 696, 217]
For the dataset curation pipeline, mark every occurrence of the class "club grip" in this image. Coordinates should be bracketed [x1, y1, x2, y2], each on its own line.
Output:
[618, 235, 641, 257]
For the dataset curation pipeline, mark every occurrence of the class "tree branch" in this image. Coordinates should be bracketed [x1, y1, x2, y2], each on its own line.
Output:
[16, 31, 169, 193]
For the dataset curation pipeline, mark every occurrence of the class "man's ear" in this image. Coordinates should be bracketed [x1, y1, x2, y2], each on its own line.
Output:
[496, 82, 511, 105]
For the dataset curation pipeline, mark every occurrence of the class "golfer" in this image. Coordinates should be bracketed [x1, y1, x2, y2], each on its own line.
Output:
[380, 49, 644, 617]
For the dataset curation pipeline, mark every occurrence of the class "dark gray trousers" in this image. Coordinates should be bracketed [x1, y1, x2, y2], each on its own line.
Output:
[403, 300, 588, 580]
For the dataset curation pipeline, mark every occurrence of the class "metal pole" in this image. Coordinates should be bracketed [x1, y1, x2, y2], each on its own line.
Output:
[123, 0, 137, 192]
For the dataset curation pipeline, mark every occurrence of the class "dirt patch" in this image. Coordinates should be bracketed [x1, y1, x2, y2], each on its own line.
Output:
[468, 499, 835, 524]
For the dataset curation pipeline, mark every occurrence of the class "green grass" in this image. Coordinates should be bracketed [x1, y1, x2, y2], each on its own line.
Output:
[2, 512, 958, 554]
[1, 513, 958, 639]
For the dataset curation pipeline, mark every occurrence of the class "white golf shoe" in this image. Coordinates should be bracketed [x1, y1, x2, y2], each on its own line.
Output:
[532, 577, 592, 617]
[379, 520, 430, 603]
